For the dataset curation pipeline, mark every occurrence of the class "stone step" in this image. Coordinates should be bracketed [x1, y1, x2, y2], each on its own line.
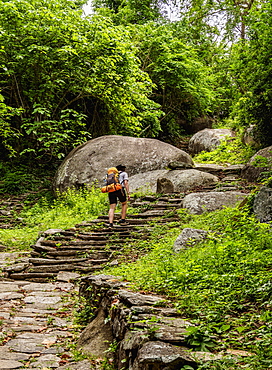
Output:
[31, 250, 110, 259]
[26, 263, 105, 274]
[9, 272, 57, 280]
[131, 202, 179, 209]
[29, 257, 109, 265]
[76, 219, 147, 227]
[35, 243, 123, 251]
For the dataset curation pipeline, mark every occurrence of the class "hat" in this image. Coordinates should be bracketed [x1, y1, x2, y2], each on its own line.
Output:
[116, 165, 126, 171]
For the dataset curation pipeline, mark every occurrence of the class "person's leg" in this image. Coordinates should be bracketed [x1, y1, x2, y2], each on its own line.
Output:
[108, 192, 117, 227]
[117, 189, 128, 223]
[121, 201, 127, 220]
[108, 203, 116, 226]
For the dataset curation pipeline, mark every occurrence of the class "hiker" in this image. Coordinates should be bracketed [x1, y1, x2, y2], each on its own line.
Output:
[108, 164, 130, 228]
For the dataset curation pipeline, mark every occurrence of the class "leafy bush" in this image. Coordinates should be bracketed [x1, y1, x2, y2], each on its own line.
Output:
[193, 137, 255, 165]
[0, 162, 52, 195]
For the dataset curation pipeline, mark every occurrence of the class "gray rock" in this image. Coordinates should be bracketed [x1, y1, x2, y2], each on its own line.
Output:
[0, 292, 24, 300]
[253, 186, 272, 222]
[0, 283, 20, 292]
[133, 341, 195, 370]
[157, 169, 218, 194]
[182, 191, 247, 214]
[3, 262, 29, 272]
[118, 290, 165, 306]
[174, 228, 208, 252]
[0, 347, 30, 361]
[134, 315, 193, 343]
[23, 295, 62, 306]
[241, 145, 272, 182]
[129, 170, 169, 193]
[57, 360, 95, 370]
[194, 163, 225, 175]
[242, 124, 260, 148]
[188, 128, 235, 155]
[0, 360, 23, 369]
[43, 228, 64, 235]
[7, 339, 44, 353]
[57, 271, 81, 282]
[168, 162, 193, 170]
[29, 354, 60, 368]
[53, 135, 193, 193]
[77, 307, 113, 357]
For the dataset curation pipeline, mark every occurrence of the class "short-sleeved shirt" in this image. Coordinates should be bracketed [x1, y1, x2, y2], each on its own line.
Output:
[119, 171, 129, 187]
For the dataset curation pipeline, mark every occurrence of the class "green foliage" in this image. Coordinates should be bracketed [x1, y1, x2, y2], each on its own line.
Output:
[130, 22, 216, 139]
[0, 0, 162, 161]
[228, 2, 272, 147]
[0, 162, 52, 195]
[0, 93, 23, 157]
[193, 136, 255, 165]
[22, 186, 108, 228]
[92, 0, 171, 24]
[0, 186, 108, 250]
[185, 325, 216, 351]
[107, 206, 272, 368]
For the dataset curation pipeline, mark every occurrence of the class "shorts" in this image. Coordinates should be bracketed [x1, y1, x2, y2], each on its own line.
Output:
[108, 188, 127, 204]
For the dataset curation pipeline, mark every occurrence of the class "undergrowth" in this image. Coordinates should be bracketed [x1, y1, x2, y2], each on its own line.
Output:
[193, 137, 255, 165]
[0, 186, 109, 250]
[0, 161, 53, 196]
[106, 206, 272, 369]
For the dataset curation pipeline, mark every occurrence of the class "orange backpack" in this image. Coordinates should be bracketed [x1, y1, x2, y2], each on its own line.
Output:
[101, 167, 122, 193]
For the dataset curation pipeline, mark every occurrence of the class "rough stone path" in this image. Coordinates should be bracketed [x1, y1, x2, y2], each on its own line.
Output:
[3, 196, 182, 282]
[0, 196, 183, 369]
[0, 268, 94, 369]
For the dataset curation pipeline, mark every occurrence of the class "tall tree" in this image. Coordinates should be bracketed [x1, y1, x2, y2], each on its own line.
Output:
[178, 0, 259, 41]
[229, 1, 272, 146]
[92, 0, 176, 24]
[130, 22, 217, 139]
[0, 0, 161, 161]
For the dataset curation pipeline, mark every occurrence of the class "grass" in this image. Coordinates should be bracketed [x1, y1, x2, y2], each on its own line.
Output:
[105, 205, 272, 369]
[0, 186, 109, 251]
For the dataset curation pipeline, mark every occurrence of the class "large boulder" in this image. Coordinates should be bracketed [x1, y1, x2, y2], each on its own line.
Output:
[157, 169, 218, 193]
[129, 170, 169, 193]
[182, 191, 247, 214]
[188, 128, 235, 155]
[253, 186, 272, 222]
[241, 146, 272, 182]
[53, 135, 193, 193]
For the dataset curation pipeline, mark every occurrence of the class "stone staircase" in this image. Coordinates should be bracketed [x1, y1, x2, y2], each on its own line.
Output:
[0, 196, 25, 230]
[3, 196, 183, 282]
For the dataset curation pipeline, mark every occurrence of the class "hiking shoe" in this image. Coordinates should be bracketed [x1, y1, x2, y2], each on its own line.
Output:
[119, 219, 129, 225]
[108, 223, 114, 228]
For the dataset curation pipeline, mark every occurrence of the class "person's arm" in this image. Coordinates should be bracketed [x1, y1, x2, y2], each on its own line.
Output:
[123, 179, 130, 200]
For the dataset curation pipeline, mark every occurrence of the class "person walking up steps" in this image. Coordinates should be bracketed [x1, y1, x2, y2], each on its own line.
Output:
[108, 164, 130, 228]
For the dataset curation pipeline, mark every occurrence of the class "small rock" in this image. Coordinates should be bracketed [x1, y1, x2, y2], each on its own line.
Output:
[57, 271, 81, 282]
[174, 228, 208, 252]
[253, 186, 272, 222]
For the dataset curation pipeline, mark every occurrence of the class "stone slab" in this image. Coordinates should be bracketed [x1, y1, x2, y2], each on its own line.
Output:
[23, 295, 62, 305]
[29, 354, 60, 368]
[0, 292, 24, 300]
[0, 282, 20, 292]
[0, 359, 23, 369]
